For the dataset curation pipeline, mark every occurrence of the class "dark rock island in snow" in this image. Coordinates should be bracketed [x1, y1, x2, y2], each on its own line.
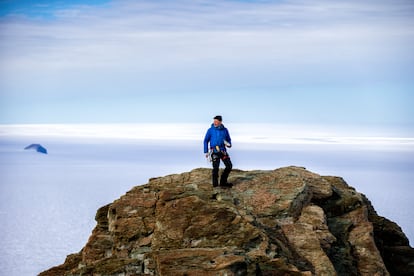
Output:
[24, 144, 48, 154]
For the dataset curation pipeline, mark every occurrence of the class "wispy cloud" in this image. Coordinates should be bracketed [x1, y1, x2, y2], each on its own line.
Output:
[0, 1, 413, 124]
[1, 0, 413, 72]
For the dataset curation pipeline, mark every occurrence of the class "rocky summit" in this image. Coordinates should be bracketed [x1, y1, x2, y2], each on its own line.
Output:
[40, 166, 414, 276]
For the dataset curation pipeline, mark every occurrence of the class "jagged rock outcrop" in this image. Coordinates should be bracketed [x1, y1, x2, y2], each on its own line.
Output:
[40, 166, 414, 276]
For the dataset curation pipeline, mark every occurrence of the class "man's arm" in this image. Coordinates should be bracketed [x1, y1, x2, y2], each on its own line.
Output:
[203, 129, 211, 153]
[225, 129, 232, 147]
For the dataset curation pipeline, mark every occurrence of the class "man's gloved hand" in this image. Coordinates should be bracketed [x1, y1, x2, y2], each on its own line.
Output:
[205, 153, 209, 158]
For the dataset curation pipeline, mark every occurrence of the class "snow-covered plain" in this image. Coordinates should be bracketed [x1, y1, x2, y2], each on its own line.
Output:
[1, 124, 413, 275]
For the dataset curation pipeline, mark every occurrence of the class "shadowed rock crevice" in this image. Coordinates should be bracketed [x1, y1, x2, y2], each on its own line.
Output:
[40, 166, 413, 276]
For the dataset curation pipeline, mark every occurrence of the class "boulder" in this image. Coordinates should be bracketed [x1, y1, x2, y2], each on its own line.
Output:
[40, 167, 413, 276]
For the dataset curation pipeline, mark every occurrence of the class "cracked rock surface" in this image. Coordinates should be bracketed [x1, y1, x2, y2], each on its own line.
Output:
[40, 166, 414, 276]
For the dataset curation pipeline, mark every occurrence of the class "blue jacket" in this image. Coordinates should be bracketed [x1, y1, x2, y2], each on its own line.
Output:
[204, 124, 232, 153]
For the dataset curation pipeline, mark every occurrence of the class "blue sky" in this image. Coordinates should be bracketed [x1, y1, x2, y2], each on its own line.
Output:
[0, 0, 413, 127]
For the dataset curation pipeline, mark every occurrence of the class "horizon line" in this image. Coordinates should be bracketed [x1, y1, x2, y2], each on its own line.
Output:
[1, 123, 413, 148]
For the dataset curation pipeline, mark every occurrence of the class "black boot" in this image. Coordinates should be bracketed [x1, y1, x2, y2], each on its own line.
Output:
[219, 182, 233, 188]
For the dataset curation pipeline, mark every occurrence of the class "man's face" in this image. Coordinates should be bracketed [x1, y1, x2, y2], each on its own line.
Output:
[213, 119, 222, 127]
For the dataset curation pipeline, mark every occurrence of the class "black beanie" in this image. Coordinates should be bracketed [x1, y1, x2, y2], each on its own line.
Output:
[214, 115, 222, 121]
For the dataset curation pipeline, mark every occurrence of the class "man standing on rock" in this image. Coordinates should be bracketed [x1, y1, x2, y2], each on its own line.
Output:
[204, 115, 233, 188]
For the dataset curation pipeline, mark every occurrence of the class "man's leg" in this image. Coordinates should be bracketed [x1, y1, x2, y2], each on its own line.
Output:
[212, 154, 220, 187]
[220, 156, 233, 186]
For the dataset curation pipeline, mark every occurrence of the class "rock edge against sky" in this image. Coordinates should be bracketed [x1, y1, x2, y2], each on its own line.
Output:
[40, 166, 414, 275]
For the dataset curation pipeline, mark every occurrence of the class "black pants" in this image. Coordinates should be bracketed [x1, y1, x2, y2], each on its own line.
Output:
[211, 151, 232, 187]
